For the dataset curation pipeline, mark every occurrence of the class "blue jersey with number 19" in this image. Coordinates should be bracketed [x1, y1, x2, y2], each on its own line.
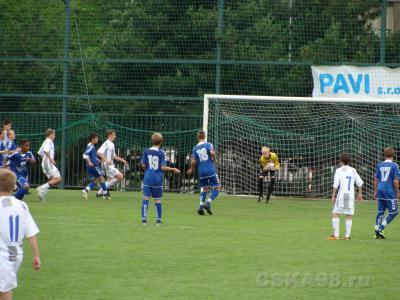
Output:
[141, 147, 167, 187]
[192, 142, 216, 179]
[375, 160, 400, 200]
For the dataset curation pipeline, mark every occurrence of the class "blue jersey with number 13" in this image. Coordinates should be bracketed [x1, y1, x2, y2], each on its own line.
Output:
[375, 160, 400, 200]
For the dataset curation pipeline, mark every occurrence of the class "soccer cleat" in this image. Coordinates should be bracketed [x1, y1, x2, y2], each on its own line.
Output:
[204, 202, 213, 215]
[156, 220, 162, 226]
[95, 192, 102, 198]
[102, 193, 111, 200]
[344, 237, 351, 240]
[374, 230, 386, 239]
[142, 219, 147, 226]
[36, 187, 46, 202]
[82, 189, 88, 200]
[326, 235, 340, 240]
[197, 208, 205, 215]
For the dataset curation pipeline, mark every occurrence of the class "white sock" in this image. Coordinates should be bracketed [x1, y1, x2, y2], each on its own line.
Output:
[98, 188, 103, 194]
[108, 178, 118, 188]
[332, 218, 339, 237]
[345, 219, 352, 238]
[206, 198, 212, 204]
[39, 183, 50, 191]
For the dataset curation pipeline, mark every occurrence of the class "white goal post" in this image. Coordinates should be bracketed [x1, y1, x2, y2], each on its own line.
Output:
[203, 94, 400, 197]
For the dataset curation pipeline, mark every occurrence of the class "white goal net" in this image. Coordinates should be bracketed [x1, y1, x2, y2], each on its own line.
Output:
[204, 94, 400, 198]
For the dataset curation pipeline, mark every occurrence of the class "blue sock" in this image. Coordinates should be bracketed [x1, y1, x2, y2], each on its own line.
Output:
[100, 182, 108, 193]
[375, 211, 384, 230]
[14, 188, 26, 200]
[155, 202, 162, 221]
[199, 191, 207, 209]
[210, 189, 220, 201]
[379, 212, 398, 231]
[142, 199, 149, 221]
[86, 181, 96, 191]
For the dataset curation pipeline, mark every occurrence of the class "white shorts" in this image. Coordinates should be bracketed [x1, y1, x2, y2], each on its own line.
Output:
[0, 255, 22, 292]
[103, 165, 121, 179]
[42, 160, 60, 179]
[332, 205, 354, 216]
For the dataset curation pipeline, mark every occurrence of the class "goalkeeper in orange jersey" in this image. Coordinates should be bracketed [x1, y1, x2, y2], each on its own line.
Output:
[258, 146, 280, 203]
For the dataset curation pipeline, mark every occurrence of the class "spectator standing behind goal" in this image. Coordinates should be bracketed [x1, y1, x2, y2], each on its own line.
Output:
[258, 147, 280, 203]
[0, 168, 40, 300]
[327, 153, 363, 241]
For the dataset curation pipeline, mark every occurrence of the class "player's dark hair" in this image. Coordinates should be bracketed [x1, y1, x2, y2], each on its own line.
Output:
[3, 119, 11, 127]
[20, 139, 30, 146]
[88, 133, 98, 141]
[45, 128, 55, 137]
[151, 132, 163, 146]
[106, 129, 115, 137]
[197, 130, 206, 140]
[384, 147, 395, 159]
[339, 153, 350, 165]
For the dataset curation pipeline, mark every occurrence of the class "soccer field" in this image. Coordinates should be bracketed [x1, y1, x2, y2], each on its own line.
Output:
[15, 190, 400, 300]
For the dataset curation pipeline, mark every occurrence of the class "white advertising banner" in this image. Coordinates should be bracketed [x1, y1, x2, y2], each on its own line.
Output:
[312, 65, 400, 99]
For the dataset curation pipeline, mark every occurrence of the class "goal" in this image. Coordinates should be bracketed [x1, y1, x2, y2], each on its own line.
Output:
[203, 94, 400, 198]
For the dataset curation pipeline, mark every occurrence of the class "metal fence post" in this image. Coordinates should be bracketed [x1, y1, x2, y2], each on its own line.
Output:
[380, 0, 387, 64]
[61, 0, 71, 188]
[216, 0, 224, 94]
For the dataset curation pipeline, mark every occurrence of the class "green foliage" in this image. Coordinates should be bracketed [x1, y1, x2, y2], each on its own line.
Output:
[15, 190, 400, 299]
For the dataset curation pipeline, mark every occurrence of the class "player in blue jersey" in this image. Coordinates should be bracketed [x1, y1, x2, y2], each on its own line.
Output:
[187, 130, 221, 216]
[82, 133, 109, 200]
[3, 139, 35, 200]
[0, 131, 7, 168]
[374, 147, 399, 239]
[141, 132, 180, 225]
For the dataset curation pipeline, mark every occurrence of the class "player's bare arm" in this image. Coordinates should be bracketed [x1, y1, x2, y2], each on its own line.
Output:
[373, 178, 378, 200]
[43, 150, 55, 165]
[357, 186, 363, 204]
[97, 151, 110, 165]
[331, 187, 337, 204]
[186, 159, 196, 175]
[28, 235, 41, 271]
[113, 155, 128, 166]
[161, 165, 180, 174]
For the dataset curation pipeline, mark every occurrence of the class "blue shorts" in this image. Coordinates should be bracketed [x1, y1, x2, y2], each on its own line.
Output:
[378, 199, 399, 214]
[87, 166, 103, 180]
[199, 174, 220, 189]
[143, 185, 163, 199]
[16, 176, 29, 189]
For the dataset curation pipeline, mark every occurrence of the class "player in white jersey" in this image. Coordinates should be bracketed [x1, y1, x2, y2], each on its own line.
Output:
[36, 129, 62, 202]
[96, 129, 128, 198]
[0, 169, 40, 300]
[328, 153, 363, 240]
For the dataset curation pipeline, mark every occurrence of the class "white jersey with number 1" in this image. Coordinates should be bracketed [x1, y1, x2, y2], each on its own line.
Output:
[0, 196, 39, 292]
[333, 165, 363, 214]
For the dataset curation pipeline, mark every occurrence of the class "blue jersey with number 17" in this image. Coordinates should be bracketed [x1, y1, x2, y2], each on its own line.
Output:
[192, 142, 216, 179]
[141, 147, 167, 187]
[375, 160, 400, 200]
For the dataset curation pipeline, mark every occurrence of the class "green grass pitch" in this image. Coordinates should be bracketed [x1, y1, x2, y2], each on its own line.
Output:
[14, 190, 400, 300]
